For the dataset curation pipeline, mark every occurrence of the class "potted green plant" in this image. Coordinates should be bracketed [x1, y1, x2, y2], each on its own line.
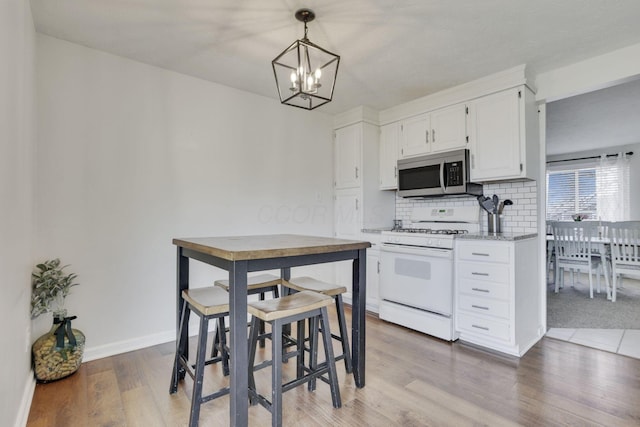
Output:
[30, 258, 85, 382]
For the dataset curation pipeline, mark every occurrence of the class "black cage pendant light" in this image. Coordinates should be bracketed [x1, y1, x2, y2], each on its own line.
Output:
[272, 9, 340, 110]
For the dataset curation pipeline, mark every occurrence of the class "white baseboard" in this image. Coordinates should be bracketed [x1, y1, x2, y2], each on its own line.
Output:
[15, 371, 36, 427]
[83, 330, 175, 362]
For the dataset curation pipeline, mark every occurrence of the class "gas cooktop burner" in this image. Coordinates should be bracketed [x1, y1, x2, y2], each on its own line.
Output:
[392, 228, 469, 235]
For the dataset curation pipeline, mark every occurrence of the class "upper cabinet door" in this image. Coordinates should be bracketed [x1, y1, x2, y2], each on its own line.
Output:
[468, 88, 522, 181]
[379, 123, 399, 190]
[430, 103, 468, 153]
[334, 124, 362, 189]
[399, 113, 430, 158]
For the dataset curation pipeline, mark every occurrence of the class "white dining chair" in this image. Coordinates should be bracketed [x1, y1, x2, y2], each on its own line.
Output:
[551, 221, 604, 298]
[608, 222, 640, 302]
[546, 221, 556, 283]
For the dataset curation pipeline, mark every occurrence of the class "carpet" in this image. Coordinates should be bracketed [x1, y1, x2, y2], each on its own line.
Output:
[546, 274, 640, 329]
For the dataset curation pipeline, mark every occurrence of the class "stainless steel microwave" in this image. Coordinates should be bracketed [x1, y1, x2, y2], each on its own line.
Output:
[397, 149, 482, 198]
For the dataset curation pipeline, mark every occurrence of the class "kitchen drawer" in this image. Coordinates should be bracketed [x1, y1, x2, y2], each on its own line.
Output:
[458, 261, 510, 284]
[458, 277, 509, 300]
[458, 294, 510, 319]
[457, 243, 510, 263]
[457, 312, 510, 342]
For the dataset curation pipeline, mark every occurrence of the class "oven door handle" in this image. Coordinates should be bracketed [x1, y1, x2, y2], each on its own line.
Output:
[381, 243, 453, 259]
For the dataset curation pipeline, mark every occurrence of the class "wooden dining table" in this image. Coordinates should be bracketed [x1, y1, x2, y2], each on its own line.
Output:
[171, 234, 371, 427]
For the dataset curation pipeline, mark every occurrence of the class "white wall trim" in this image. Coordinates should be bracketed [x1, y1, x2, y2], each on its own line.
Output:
[535, 42, 640, 103]
[82, 330, 175, 362]
[379, 64, 532, 124]
[333, 105, 380, 129]
[537, 103, 547, 335]
[14, 372, 35, 427]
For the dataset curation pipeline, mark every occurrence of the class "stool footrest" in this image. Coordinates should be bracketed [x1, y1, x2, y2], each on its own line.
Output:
[200, 387, 230, 404]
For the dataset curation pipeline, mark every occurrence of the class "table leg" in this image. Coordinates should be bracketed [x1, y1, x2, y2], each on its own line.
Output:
[351, 248, 367, 388]
[229, 261, 249, 427]
[281, 268, 292, 337]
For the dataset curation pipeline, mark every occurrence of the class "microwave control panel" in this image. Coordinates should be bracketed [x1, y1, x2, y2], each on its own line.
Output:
[444, 161, 463, 186]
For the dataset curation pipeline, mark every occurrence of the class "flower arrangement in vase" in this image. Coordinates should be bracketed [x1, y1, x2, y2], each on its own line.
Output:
[572, 213, 589, 222]
[30, 258, 85, 382]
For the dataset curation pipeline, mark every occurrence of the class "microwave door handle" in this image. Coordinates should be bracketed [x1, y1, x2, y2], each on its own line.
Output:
[439, 161, 447, 193]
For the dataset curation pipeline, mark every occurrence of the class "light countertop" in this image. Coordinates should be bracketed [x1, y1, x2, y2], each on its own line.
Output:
[456, 232, 538, 242]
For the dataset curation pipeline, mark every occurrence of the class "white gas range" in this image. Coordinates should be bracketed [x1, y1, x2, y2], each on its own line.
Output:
[379, 206, 480, 340]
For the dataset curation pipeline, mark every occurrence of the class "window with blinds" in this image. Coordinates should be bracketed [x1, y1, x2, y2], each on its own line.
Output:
[546, 155, 630, 221]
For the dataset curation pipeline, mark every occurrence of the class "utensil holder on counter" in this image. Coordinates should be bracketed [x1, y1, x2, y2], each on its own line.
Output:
[488, 213, 501, 233]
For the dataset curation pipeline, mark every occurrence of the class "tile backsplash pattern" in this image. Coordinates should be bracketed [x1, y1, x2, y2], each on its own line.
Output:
[395, 180, 538, 234]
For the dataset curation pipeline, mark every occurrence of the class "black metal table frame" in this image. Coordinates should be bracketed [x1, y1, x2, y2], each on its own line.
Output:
[172, 245, 367, 427]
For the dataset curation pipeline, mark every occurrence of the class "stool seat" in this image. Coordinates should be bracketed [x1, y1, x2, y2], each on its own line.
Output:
[182, 287, 229, 316]
[248, 290, 333, 321]
[284, 276, 347, 296]
[214, 273, 281, 292]
[213, 273, 281, 352]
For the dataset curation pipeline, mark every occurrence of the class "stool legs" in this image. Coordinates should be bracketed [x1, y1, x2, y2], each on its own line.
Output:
[170, 299, 190, 394]
[320, 306, 341, 409]
[189, 315, 210, 427]
[248, 307, 341, 427]
[271, 319, 284, 427]
[334, 295, 353, 374]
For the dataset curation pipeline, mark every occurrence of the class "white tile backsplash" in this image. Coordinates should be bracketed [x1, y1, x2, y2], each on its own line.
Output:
[394, 180, 538, 234]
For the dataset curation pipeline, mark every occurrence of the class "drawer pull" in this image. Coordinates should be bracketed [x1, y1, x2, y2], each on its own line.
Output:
[471, 272, 489, 276]
[471, 252, 490, 257]
[471, 287, 489, 293]
[472, 324, 489, 331]
[472, 305, 489, 310]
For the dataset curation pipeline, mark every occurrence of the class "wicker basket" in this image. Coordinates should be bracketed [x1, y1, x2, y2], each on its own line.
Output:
[32, 320, 85, 382]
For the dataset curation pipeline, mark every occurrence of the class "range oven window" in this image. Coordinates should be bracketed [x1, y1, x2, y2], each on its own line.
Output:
[398, 164, 441, 190]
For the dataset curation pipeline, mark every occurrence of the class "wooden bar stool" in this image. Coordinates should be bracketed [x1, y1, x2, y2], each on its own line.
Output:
[283, 276, 352, 374]
[247, 291, 342, 427]
[214, 273, 281, 353]
[170, 286, 230, 427]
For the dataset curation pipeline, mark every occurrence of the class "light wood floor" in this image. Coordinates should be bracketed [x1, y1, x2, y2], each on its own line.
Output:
[27, 307, 640, 426]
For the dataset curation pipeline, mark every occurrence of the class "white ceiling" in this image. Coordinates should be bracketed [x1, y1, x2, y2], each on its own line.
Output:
[29, 0, 640, 117]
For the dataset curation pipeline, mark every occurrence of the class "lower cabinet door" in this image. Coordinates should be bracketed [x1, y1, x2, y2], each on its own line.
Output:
[457, 312, 510, 342]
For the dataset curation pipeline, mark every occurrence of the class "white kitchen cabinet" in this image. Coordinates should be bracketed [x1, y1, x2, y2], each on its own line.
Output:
[467, 86, 539, 182]
[454, 238, 541, 357]
[334, 189, 360, 238]
[333, 115, 394, 314]
[333, 120, 395, 233]
[365, 240, 380, 312]
[399, 113, 430, 158]
[337, 233, 381, 313]
[334, 124, 362, 189]
[379, 122, 399, 190]
[430, 103, 468, 153]
[398, 103, 467, 159]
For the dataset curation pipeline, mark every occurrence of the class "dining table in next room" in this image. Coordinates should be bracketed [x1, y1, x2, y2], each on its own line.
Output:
[171, 234, 371, 427]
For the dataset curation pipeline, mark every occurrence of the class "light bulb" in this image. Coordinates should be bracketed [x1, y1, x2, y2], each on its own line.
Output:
[290, 71, 297, 83]
[315, 68, 322, 79]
